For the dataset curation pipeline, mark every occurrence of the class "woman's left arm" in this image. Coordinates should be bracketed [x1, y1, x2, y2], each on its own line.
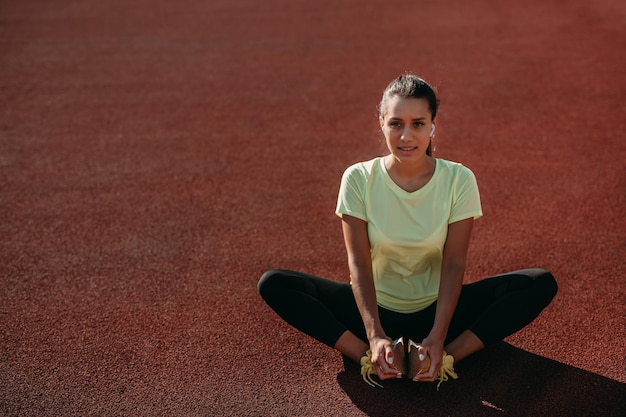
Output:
[415, 217, 474, 382]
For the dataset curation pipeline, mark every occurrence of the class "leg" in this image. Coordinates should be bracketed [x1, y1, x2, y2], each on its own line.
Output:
[444, 330, 484, 362]
[258, 269, 368, 361]
[334, 331, 370, 363]
[445, 268, 558, 360]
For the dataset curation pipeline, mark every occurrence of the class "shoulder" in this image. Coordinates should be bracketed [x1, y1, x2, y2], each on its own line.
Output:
[341, 157, 381, 182]
[436, 158, 477, 182]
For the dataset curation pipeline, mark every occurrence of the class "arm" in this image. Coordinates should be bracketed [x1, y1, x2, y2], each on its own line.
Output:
[415, 217, 474, 381]
[341, 214, 399, 380]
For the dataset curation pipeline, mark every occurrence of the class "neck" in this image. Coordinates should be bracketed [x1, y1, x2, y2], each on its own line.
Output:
[385, 155, 435, 179]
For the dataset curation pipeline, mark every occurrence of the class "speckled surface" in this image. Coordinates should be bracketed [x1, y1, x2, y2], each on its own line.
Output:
[1, 0, 625, 416]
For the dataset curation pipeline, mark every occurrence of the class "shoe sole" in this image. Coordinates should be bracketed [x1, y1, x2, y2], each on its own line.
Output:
[390, 337, 406, 375]
[407, 340, 431, 380]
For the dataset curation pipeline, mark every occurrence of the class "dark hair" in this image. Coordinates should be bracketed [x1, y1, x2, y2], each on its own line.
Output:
[378, 74, 439, 120]
[378, 74, 439, 156]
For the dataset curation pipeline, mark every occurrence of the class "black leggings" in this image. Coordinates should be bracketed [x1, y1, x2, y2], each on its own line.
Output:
[258, 269, 557, 348]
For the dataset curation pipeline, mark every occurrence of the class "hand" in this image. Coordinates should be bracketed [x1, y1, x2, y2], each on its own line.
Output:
[413, 336, 444, 382]
[370, 337, 403, 380]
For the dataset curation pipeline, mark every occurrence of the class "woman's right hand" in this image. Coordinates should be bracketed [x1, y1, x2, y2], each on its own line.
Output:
[370, 337, 403, 380]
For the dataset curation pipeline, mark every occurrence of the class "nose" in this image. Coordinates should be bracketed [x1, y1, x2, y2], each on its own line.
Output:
[400, 126, 412, 141]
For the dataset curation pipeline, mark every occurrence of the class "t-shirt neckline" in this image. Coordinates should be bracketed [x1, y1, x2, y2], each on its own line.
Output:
[379, 157, 439, 197]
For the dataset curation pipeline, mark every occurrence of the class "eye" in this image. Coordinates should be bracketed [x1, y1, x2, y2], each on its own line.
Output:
[388, 121, 401, 128]
[413, 121, 425, 128]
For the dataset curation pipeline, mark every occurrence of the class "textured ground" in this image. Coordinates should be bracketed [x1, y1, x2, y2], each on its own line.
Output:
[1, 0, 625, 416]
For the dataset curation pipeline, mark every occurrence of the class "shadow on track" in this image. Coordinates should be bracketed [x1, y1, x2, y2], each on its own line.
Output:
[337, 342, 626, 417]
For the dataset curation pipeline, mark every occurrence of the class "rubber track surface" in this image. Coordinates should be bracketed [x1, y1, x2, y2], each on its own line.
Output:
[1, 0, 625, 416]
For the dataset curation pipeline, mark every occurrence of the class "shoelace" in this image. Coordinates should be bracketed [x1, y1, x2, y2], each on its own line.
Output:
[360, 350, 383, 388]
[436, 352, 459, 390]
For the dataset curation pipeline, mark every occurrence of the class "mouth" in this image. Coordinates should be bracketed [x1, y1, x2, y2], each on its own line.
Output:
[398, 146, 418, 152]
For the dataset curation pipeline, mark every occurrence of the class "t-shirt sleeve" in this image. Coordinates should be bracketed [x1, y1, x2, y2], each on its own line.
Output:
[335, 164, 367, 221]
[449, 166, 483, 223]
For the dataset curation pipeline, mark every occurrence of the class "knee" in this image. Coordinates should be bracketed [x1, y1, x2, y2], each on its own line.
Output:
[536, 269, 558, 302]
[257, 269, 285, 299]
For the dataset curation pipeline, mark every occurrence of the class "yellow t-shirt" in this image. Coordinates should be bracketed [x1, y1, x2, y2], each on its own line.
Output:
[335, 157, 483, 313]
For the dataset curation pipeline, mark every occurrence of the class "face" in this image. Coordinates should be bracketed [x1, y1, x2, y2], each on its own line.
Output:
[379, 97, 434, 163]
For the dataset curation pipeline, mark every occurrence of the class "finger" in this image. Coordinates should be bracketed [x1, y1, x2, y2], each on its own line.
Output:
[410, 350, 430, 380]
[414, 370, 436, 381]
[428, 360, 440, 379]
[378, 365, 402, 380]
[418, 345, 428, 361]
[377, 357, 402, 379]
[371, 349, 385, 367]
[386, 345, 405, 377]
[415, 359, 440, 382]
[385, 346, 394, 366]
[374, 345, 392, 367]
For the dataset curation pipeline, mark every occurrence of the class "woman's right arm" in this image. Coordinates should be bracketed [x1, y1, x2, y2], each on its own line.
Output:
[341, 214, 399, 379]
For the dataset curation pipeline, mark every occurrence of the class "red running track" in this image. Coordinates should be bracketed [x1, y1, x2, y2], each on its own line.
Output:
[1, 0, 625, 416]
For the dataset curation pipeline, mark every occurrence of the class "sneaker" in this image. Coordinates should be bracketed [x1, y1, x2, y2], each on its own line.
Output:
[389, 337, 406, 376]
[407, 339, 431, 380]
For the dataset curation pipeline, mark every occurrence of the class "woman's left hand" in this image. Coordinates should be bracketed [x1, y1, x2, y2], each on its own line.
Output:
[413, 336, 444, 382]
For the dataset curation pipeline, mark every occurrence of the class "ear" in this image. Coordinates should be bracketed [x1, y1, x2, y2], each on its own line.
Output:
[379, 117, 387, 137]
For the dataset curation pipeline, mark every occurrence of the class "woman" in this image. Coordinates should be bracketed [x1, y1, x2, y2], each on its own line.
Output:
[258, 74, 557, 389]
